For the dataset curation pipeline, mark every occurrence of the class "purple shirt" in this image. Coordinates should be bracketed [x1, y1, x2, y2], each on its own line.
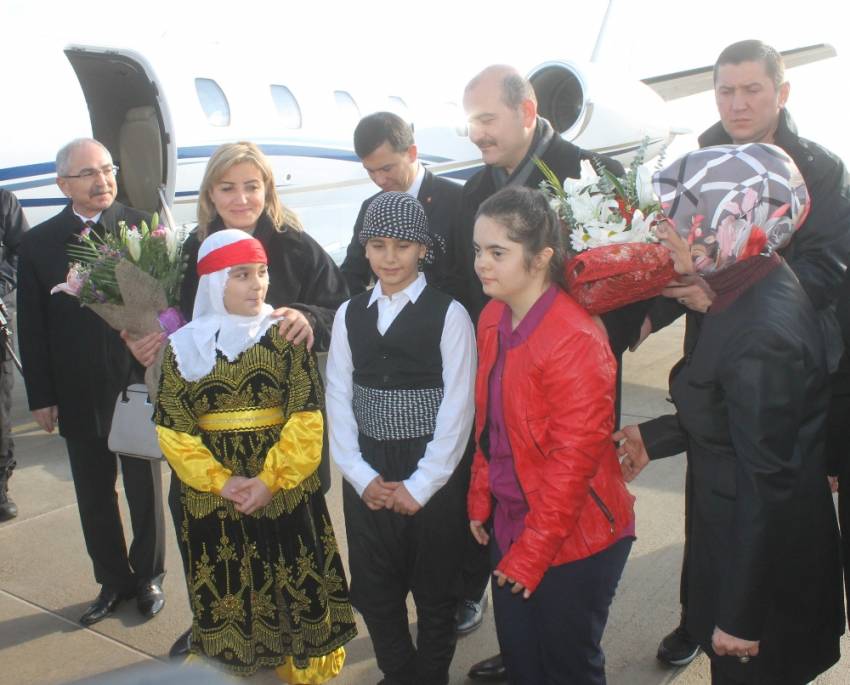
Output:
[487, 286, 635, 555]
[488, 286, 559, 554]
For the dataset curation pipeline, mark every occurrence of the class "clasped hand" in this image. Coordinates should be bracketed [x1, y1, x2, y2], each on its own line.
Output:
[362, 476, 421, 515]
[712, 626, 759, 660]
[220, 476, 273, 515]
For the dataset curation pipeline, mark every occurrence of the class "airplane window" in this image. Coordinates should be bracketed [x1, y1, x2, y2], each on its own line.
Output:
[270, 85, 303, 129]
[386, 96, 411, 122]
[443, 101, 468, 137]
[334, 90, 361, 127]
[195, 78, 230, 127]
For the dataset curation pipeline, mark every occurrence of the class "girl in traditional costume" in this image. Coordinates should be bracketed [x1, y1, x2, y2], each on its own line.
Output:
[154, 229, 356, 683]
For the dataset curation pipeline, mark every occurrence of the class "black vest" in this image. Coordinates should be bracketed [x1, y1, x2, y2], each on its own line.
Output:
[346, 285, 451, 390]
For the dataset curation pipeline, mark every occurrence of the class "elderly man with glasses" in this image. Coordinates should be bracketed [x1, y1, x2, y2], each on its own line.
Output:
[16, 137, 167, 626]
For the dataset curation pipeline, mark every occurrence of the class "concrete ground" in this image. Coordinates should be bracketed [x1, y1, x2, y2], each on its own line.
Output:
[1, 317, 847, 685]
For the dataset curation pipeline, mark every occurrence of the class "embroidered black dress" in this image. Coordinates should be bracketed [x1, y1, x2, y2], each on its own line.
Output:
[154, 327, 356, 676]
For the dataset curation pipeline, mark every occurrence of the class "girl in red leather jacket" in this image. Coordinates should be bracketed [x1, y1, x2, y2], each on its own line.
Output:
[468, 186, 635, 685]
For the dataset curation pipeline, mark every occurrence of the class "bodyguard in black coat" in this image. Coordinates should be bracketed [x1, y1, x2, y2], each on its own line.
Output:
[340, 112, 462, 295]
[17, 139, 165, 626]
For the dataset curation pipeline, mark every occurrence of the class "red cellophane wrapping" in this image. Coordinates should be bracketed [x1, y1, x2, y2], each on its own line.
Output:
[565, 243, 675, 315]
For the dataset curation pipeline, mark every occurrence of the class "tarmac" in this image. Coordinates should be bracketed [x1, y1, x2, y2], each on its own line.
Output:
[1, 316, 848, 685]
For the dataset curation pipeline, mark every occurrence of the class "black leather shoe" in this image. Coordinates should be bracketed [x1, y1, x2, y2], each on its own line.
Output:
[137, 581, 165, 618]
[79, 587, 127, 626]
[657, 624, 701, 667]
[468, 653, 507, 682]
[168, 627, 192, 659]
[457, 592, 488, 635]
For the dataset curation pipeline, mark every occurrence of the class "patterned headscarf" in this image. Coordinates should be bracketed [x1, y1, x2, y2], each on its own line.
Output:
[358, 191, 445, 265]
[652, 143, 809, 274]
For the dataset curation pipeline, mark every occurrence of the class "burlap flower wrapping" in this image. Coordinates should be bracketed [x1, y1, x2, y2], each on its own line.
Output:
[87, 260, 178, 400]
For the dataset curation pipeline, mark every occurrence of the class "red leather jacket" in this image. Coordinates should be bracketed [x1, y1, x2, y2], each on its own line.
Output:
[468, 289, 635, 592]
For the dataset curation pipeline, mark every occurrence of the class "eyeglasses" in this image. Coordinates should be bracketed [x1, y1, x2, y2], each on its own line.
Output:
[62, 164, 119, 180]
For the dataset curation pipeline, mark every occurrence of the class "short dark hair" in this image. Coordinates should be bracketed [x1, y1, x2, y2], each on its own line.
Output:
[713, 39, 785, 89]
[353, 111, 414, 159]
[476, 186, 565, 286]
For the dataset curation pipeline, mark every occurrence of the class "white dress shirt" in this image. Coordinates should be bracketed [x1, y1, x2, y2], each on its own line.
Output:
[326, 272, 476, 506]
[73, 209, 103, 225]
[405, 163, 425, 200]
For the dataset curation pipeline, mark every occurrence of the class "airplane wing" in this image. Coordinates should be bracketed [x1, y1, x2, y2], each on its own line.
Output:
[641, 43, 837, 101]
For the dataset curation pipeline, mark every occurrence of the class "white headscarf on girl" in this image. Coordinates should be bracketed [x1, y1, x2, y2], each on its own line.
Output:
[169, 229, 277, 382]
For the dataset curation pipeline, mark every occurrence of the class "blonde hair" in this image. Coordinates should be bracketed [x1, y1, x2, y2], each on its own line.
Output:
[196, 141, 302, 240]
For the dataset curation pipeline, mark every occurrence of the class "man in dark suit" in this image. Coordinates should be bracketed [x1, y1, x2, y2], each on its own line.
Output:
[17, 138, 166, 626]
[340, 111, 462, 295]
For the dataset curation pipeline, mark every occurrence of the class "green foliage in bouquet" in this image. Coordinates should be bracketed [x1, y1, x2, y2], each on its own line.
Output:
[64, 212, 185, 306]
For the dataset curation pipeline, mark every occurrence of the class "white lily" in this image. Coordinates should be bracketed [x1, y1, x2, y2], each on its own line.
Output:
[126, 229, 142, 261]
[165, 226, 179, 262]
[636, 164, 656, 208]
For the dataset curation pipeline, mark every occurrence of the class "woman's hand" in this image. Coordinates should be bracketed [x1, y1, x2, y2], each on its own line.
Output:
[494, 569, 531, 599]
[232, 477, 274, 515]
[32, 406, 58, 433]
[469, 520, 490, 546]
[712, 626, 759, 660]
[614, 424, 650, 482]
[121, 330, 166, 367]
[272, 307, 315, 350]
[219, 476, 250, 505]
[655, 219, 695, 276]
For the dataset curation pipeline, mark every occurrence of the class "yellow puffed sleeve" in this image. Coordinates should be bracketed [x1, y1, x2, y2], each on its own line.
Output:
[156, 426, 233, 494]
[257, 410, 323, 493]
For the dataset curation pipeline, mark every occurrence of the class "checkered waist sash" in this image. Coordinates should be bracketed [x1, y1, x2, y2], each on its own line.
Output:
[352, 384, 443, 441]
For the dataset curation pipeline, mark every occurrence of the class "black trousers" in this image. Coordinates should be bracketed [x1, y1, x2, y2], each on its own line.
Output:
[491, 537, 632, 685]
[343, 434, 467, 685]
[0, 358, 14, 475]
[65, 437, 165, 593]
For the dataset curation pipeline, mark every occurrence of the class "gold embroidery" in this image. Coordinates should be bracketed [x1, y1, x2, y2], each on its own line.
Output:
[154, 328, 355, 676]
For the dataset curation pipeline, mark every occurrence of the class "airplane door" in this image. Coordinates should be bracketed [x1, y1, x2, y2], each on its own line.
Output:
[64, 46, 177, 215]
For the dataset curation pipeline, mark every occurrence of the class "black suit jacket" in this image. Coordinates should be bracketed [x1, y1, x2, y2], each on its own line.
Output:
[339, 168, 462, 295]
[17, 202, 148, 439]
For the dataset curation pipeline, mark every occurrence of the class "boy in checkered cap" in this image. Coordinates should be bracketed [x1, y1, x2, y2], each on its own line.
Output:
[326, 192, 476, 684]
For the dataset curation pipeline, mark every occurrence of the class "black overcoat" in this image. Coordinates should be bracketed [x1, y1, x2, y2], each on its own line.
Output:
[642, 262, 844, 684]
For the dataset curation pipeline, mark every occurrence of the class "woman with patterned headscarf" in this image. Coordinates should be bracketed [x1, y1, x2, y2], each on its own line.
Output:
[616, 143, 844, 685]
